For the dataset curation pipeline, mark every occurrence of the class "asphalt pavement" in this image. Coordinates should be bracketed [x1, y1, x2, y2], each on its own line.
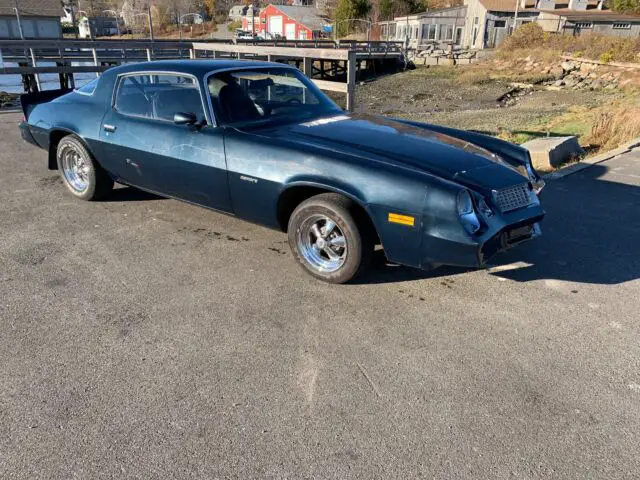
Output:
[1, 111, 639, 479]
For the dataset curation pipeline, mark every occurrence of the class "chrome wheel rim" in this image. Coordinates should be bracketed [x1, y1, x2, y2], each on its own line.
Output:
[60, 145, 90, 193]
[296, 214, 347, 273]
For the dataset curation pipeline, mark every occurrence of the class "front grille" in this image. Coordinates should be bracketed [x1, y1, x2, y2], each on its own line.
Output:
[495, 183, 531, 213]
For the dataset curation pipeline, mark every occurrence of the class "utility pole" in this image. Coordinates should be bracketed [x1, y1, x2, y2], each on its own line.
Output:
[148, 6, 154, 41]
[13, 0, 24, 39]
[513, 0, 520, 35]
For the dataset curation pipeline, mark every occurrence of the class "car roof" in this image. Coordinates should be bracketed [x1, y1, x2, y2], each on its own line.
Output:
[109, 59, 289, 77]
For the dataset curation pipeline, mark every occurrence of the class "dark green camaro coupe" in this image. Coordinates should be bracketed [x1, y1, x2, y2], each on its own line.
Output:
[20, 60, 545, 283]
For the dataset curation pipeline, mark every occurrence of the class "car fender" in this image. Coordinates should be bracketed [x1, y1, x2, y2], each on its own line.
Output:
[279, 175, 430, 269]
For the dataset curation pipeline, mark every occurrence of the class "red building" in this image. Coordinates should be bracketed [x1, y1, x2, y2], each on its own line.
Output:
[243, 5, 327, 40]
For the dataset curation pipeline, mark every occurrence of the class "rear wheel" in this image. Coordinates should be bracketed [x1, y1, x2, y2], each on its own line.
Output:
[288, 193, 373, 284]
[57, 135, 113, 201]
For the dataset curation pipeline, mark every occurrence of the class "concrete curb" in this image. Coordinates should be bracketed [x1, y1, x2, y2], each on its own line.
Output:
[543, 137, 640, 180]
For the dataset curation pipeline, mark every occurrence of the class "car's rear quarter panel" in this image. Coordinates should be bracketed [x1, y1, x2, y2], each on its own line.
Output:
[27, 74, 116, 169]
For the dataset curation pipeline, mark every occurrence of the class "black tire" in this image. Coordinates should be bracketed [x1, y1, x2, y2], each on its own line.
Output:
[287, 193, 374, 284]
[57, 135, 113, 201]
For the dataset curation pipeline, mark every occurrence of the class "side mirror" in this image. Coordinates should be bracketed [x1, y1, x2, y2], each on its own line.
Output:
[173, 112, 197, 125]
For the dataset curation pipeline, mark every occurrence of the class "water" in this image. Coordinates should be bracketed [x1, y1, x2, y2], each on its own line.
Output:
[0, 60, 103, 94]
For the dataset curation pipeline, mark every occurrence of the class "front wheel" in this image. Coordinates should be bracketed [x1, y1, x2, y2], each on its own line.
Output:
[57, 135, 113, 201]
[288, 193, 373, 284]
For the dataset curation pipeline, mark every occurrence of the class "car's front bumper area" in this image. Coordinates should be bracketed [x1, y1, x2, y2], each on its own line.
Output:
[419, 204, 545, 269]
[478, 220, 542, 265]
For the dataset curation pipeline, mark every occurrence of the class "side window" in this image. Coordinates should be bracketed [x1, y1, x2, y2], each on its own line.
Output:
[115, 74, 153, 118]
[114, 73, 206, 123]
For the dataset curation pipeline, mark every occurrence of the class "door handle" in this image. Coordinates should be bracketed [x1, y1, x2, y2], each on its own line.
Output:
[103, 124, 117, 133]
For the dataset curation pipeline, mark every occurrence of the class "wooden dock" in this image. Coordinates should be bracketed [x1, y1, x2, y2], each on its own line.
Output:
[0, 38, 405, 110]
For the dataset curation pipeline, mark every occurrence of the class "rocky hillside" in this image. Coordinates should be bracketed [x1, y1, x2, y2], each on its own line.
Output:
[487, 56, 640, 92]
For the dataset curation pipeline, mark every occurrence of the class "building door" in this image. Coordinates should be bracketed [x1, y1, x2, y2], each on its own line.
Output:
[269, 15, 283, 36]
[492, 21, 508, 48]
[285, 23, 296, 40]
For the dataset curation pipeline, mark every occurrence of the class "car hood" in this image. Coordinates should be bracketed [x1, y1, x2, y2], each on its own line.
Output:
[264, 113, 528, 192]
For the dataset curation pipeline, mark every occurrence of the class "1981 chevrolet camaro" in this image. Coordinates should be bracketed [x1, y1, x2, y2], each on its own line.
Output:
[20, 60, 545, 283]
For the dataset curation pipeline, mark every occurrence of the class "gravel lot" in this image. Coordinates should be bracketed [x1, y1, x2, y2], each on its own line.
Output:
[1, 110, 640, 479]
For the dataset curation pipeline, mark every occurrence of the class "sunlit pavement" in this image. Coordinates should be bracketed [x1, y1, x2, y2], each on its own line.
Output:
[1, 111, 639, 478]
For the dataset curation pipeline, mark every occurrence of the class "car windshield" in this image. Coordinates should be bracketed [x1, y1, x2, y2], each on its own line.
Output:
[207, 67, 342, 127]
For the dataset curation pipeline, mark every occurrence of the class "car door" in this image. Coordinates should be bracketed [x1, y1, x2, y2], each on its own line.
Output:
[99, 72, 232, 212]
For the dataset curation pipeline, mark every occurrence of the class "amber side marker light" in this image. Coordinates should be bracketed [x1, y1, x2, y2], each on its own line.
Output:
[388, 213, 415, 227]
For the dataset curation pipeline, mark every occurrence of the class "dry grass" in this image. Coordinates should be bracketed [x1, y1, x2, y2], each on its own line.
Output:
[498, 23, 640, 63]
[586, 106, 640, 151]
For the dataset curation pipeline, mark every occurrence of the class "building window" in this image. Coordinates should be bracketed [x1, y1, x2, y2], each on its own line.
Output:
[575, 22, 593, 29]
[439, 24, 453, 41]
[612, 23, 631, 29]
[429, 24, 437, 40]
[414, 26, 419, 39]
[494, 20, 506, 28]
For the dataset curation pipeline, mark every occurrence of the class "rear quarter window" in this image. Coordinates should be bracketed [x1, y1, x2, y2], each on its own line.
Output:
[114, 73, 205, 122]
[76, 77, 98, 95]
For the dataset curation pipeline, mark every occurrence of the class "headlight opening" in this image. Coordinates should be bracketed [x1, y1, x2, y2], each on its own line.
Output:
[457, 190, 481, 235]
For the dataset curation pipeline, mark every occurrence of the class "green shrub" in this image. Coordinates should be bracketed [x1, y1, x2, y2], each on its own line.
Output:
[227, 20, 242, 32]
[600, 51, 614, 63]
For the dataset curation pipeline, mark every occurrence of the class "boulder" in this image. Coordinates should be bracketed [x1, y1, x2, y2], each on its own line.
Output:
[522, 136, 584, 171]
[550, 66, 564, 79]
[561, 61, 578, 73]
[564, 75, 580, 87]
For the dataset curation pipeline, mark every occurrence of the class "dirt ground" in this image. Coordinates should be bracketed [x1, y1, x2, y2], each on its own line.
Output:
[354, 66, 623, 143]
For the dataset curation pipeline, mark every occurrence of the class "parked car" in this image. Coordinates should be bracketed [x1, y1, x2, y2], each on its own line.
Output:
[235, 29, 255, 40]
[20, 60, 545, 283]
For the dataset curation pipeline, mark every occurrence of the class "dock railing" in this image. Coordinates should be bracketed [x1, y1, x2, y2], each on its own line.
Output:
[192, 42, 358, 110]
[1, 38, 404, 110]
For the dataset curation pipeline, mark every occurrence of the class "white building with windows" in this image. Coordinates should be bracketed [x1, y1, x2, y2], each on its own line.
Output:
[379, 0, 640, 52]
[379, 6, 468, 49]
